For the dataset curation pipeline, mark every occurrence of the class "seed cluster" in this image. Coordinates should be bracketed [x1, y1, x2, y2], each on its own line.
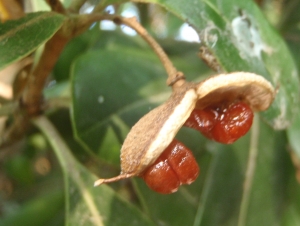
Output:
[94, 72, 275, 195]
[185, 102, 254, 144]
[141, 101, 254, 193]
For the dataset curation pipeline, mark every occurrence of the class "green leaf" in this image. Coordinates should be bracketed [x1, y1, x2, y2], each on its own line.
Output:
[34, 116, 155, 226]
[97, 125, 122, 166]
[238, 122, 290, 226]
[285, 28, 300, 74]
[4, 155, 35, 185]
[282, 205, 300, 226]
[141, 0, 300, 129]
[277, 0, 300, 33]
[71, 47, 169, 155]
[281, 173, 300, 226]
[287, 113, 300, 158]
[0, 12, 65, 70]
[53, 27, 147, 81]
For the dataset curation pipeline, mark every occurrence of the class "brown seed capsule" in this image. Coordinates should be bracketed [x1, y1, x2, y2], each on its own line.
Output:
[94, 84, 198, 185]
[195, 72, 275, 111]
[94, 72, 275, 187]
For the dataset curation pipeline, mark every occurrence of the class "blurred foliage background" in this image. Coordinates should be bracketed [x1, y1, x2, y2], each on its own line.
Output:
[1, 0, 300, 225]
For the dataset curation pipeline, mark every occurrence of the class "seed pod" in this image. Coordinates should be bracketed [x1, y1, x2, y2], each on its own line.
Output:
[94, 84, 198, 185]
[94, 72, 275, 186]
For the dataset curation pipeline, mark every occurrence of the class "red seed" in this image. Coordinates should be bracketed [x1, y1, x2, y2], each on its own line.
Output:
[142, 158, 180, 194]
[212, 102, 254, 144]
[184, 102, 253, 144]
[164, 140, 199, 184]
[141, 140, 199, 194]
[184, 108, 217, 139]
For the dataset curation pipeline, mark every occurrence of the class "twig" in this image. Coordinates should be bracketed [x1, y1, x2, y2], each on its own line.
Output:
[237, 114, 260, 226]
[114, 16, 184, 87]
[22, 32, 69, 116]
[45, 0, 66, 14]
[87, 14, 184, 87]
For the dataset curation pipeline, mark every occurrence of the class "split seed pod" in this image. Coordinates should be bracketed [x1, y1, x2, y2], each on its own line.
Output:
[94, 72, 275, 186]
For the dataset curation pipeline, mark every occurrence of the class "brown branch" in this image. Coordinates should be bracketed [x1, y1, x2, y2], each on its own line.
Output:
[22, 32, 69, 116]
[113, 16, 184, 87]
[45, 0, 66, 14]
[48, 12, 185, 87]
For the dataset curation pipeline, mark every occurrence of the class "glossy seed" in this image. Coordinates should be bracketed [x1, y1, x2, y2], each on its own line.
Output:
[142, 158, 180, 194]
[142, 139, 199, 194]
[212, 102, 253, 144]
[162, 140, 199, 184]
[184, 102, 254, 144]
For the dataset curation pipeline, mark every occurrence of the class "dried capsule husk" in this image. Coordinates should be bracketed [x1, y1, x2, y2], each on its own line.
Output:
[195, 72, 275, 111]
[120, 85, 198, 176]
[94, 72, 275, 186]
[94, 84, 198, 185]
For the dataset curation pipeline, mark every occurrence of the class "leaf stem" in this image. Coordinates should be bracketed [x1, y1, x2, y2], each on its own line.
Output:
[193, 153, 219, 226]
[33, 115, 72, 225]
[114, 16, 184, 87]
[33, 116, 104, 226]
[87, 14, 185, 87]
[237, 114, 260, 226]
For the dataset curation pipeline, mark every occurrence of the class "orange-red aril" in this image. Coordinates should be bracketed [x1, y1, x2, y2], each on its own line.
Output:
[184, 108, 217, 139]
[141, 140, 199, 194]
[162, 140, 199, 184]
[212, 102, 253, 144]
[184, 101, 254, 144]
[141, 158, 180, 194]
